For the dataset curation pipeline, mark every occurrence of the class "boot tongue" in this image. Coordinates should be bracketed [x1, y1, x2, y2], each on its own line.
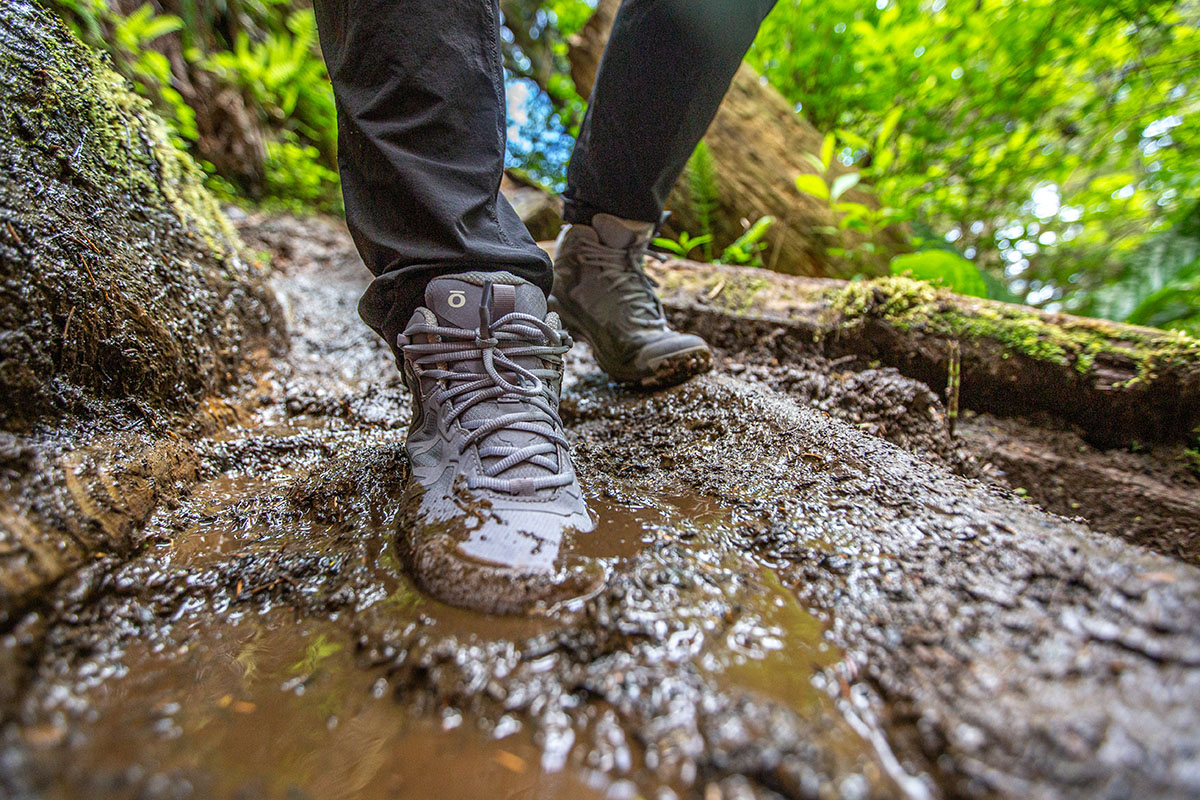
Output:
[591, 213, 654, 250]
[424, 276, 547, 330]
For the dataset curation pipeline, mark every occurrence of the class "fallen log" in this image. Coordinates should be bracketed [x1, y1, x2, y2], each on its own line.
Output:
[647, 258, 1200, 446]
[568, 0, 907, 277]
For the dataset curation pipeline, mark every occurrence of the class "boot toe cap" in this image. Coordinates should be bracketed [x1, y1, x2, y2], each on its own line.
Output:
[635, 333, 713, 387]
[400, 491, 602, 614]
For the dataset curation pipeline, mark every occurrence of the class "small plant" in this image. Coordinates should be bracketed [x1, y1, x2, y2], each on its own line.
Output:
[717, 216, 775, 267]
[653, 231, 714, 260]
[654, 216, 775, 267]
[685, 142, 719, 261]
[794, 110, 907, 269]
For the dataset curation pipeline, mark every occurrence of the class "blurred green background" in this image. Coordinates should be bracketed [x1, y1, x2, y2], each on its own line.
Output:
[47, 0, 1200, 334]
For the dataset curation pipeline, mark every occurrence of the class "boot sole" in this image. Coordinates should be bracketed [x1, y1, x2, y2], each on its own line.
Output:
[640, 345, 713, 388]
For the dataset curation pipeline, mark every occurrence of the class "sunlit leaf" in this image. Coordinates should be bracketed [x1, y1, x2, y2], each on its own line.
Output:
[830, 173, 862, 200]
[890, 250, 988, 298]
[820, 133, 835, 171]
[795, 174, 830, 200]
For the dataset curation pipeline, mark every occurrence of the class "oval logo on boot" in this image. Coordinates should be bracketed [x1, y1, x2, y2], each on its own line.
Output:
[448, 291, 467, 308]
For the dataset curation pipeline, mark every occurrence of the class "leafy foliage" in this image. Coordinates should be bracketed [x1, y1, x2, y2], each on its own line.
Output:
[498, 0, 591, 189]
[1083, 202, 1200, 335]
[655, 216, 775, 267]
[202, 10, 335, 161]
[45, 0, 1199, 336]
[747, 0, 1198, 316]
[793, 129, 905, 269]
[890, 251, 988, 299]
[48, 0, 341, 212]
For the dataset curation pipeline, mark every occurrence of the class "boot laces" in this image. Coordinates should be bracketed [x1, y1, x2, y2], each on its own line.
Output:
[401, 283, 574, 494]
[572, 232, 669, 325]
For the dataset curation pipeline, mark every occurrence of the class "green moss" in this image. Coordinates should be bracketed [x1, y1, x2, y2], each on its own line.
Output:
[718, 275, 770, 313]
[32, 11, 239, 261]
[826, 275, 1200, 383]
[654, 268, 768, 314]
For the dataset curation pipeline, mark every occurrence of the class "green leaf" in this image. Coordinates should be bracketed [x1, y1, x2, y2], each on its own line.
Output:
[141, 14, 183, 40]
[795, 173, 830, 200]
[876, 106, 903, 150]
[830, 173, 861, 200]
[820, 133, 836, 171]
[652, 237, 686, 256]
[835, 129, 870, 150]
[801, 152, 826, 173]
[890, 250, 988, 298]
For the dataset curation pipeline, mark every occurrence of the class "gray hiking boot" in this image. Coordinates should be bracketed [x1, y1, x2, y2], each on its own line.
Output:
[396, 271, 601, 614]
[551, 213, 712, 387]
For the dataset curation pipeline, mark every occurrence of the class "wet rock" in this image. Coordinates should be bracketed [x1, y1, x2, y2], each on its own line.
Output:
[0, 0, 281, 428]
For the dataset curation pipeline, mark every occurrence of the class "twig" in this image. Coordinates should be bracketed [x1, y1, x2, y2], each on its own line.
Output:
[946, 340, 961, 436]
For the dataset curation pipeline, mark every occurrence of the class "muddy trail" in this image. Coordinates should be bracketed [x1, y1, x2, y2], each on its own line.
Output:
[2, 214, 1199, 800]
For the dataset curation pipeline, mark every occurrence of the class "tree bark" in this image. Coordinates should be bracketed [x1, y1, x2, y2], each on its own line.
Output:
[646, 257, 1200, 447]
[568, 0, 907, 278]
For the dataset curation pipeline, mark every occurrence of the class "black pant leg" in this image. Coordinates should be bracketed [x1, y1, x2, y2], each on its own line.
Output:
[562, 0, 777, 225]
[313, 0, 552, 353]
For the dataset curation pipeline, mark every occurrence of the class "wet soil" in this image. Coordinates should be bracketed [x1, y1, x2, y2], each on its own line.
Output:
[3, 214, 1199, 800]
[955, 412, 1200, 562]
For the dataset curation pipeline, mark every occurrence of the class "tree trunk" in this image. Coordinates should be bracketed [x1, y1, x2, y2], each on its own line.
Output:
[0, 0, 281, 619]
[647, 257, 1200, 446]
[568, 0, 907, 277]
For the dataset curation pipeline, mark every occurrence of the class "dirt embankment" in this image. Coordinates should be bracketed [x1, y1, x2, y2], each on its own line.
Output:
[0, 1, 281, 619]
[3, 215, 1198, 800]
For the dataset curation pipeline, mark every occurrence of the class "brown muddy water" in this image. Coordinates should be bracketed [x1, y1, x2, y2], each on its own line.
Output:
[20, 489, 845, 800]
[4, 215, 1200, 800]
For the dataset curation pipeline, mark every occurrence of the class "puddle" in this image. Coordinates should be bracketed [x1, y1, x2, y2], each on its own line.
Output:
[15, 473, 871, 798]
[705, 566, 839, 713]
[579, 483, 736, 561]
[6, 243, 907, 797]
[26, 611, 613, 800]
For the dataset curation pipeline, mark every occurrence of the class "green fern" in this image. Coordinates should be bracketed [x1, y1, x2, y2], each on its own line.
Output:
[1088, 203, 1200, 336]
[685, 142, 719, 261]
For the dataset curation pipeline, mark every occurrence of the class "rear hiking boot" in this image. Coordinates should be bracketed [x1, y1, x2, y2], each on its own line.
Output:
[550, 213, 712, 387]
[396, 271, 602, 614]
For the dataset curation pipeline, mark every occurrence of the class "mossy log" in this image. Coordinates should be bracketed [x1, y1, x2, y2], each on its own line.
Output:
[648, 258, 1200, 446]
[568, 0, 907, 278]
[0, 0, 281, 620]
